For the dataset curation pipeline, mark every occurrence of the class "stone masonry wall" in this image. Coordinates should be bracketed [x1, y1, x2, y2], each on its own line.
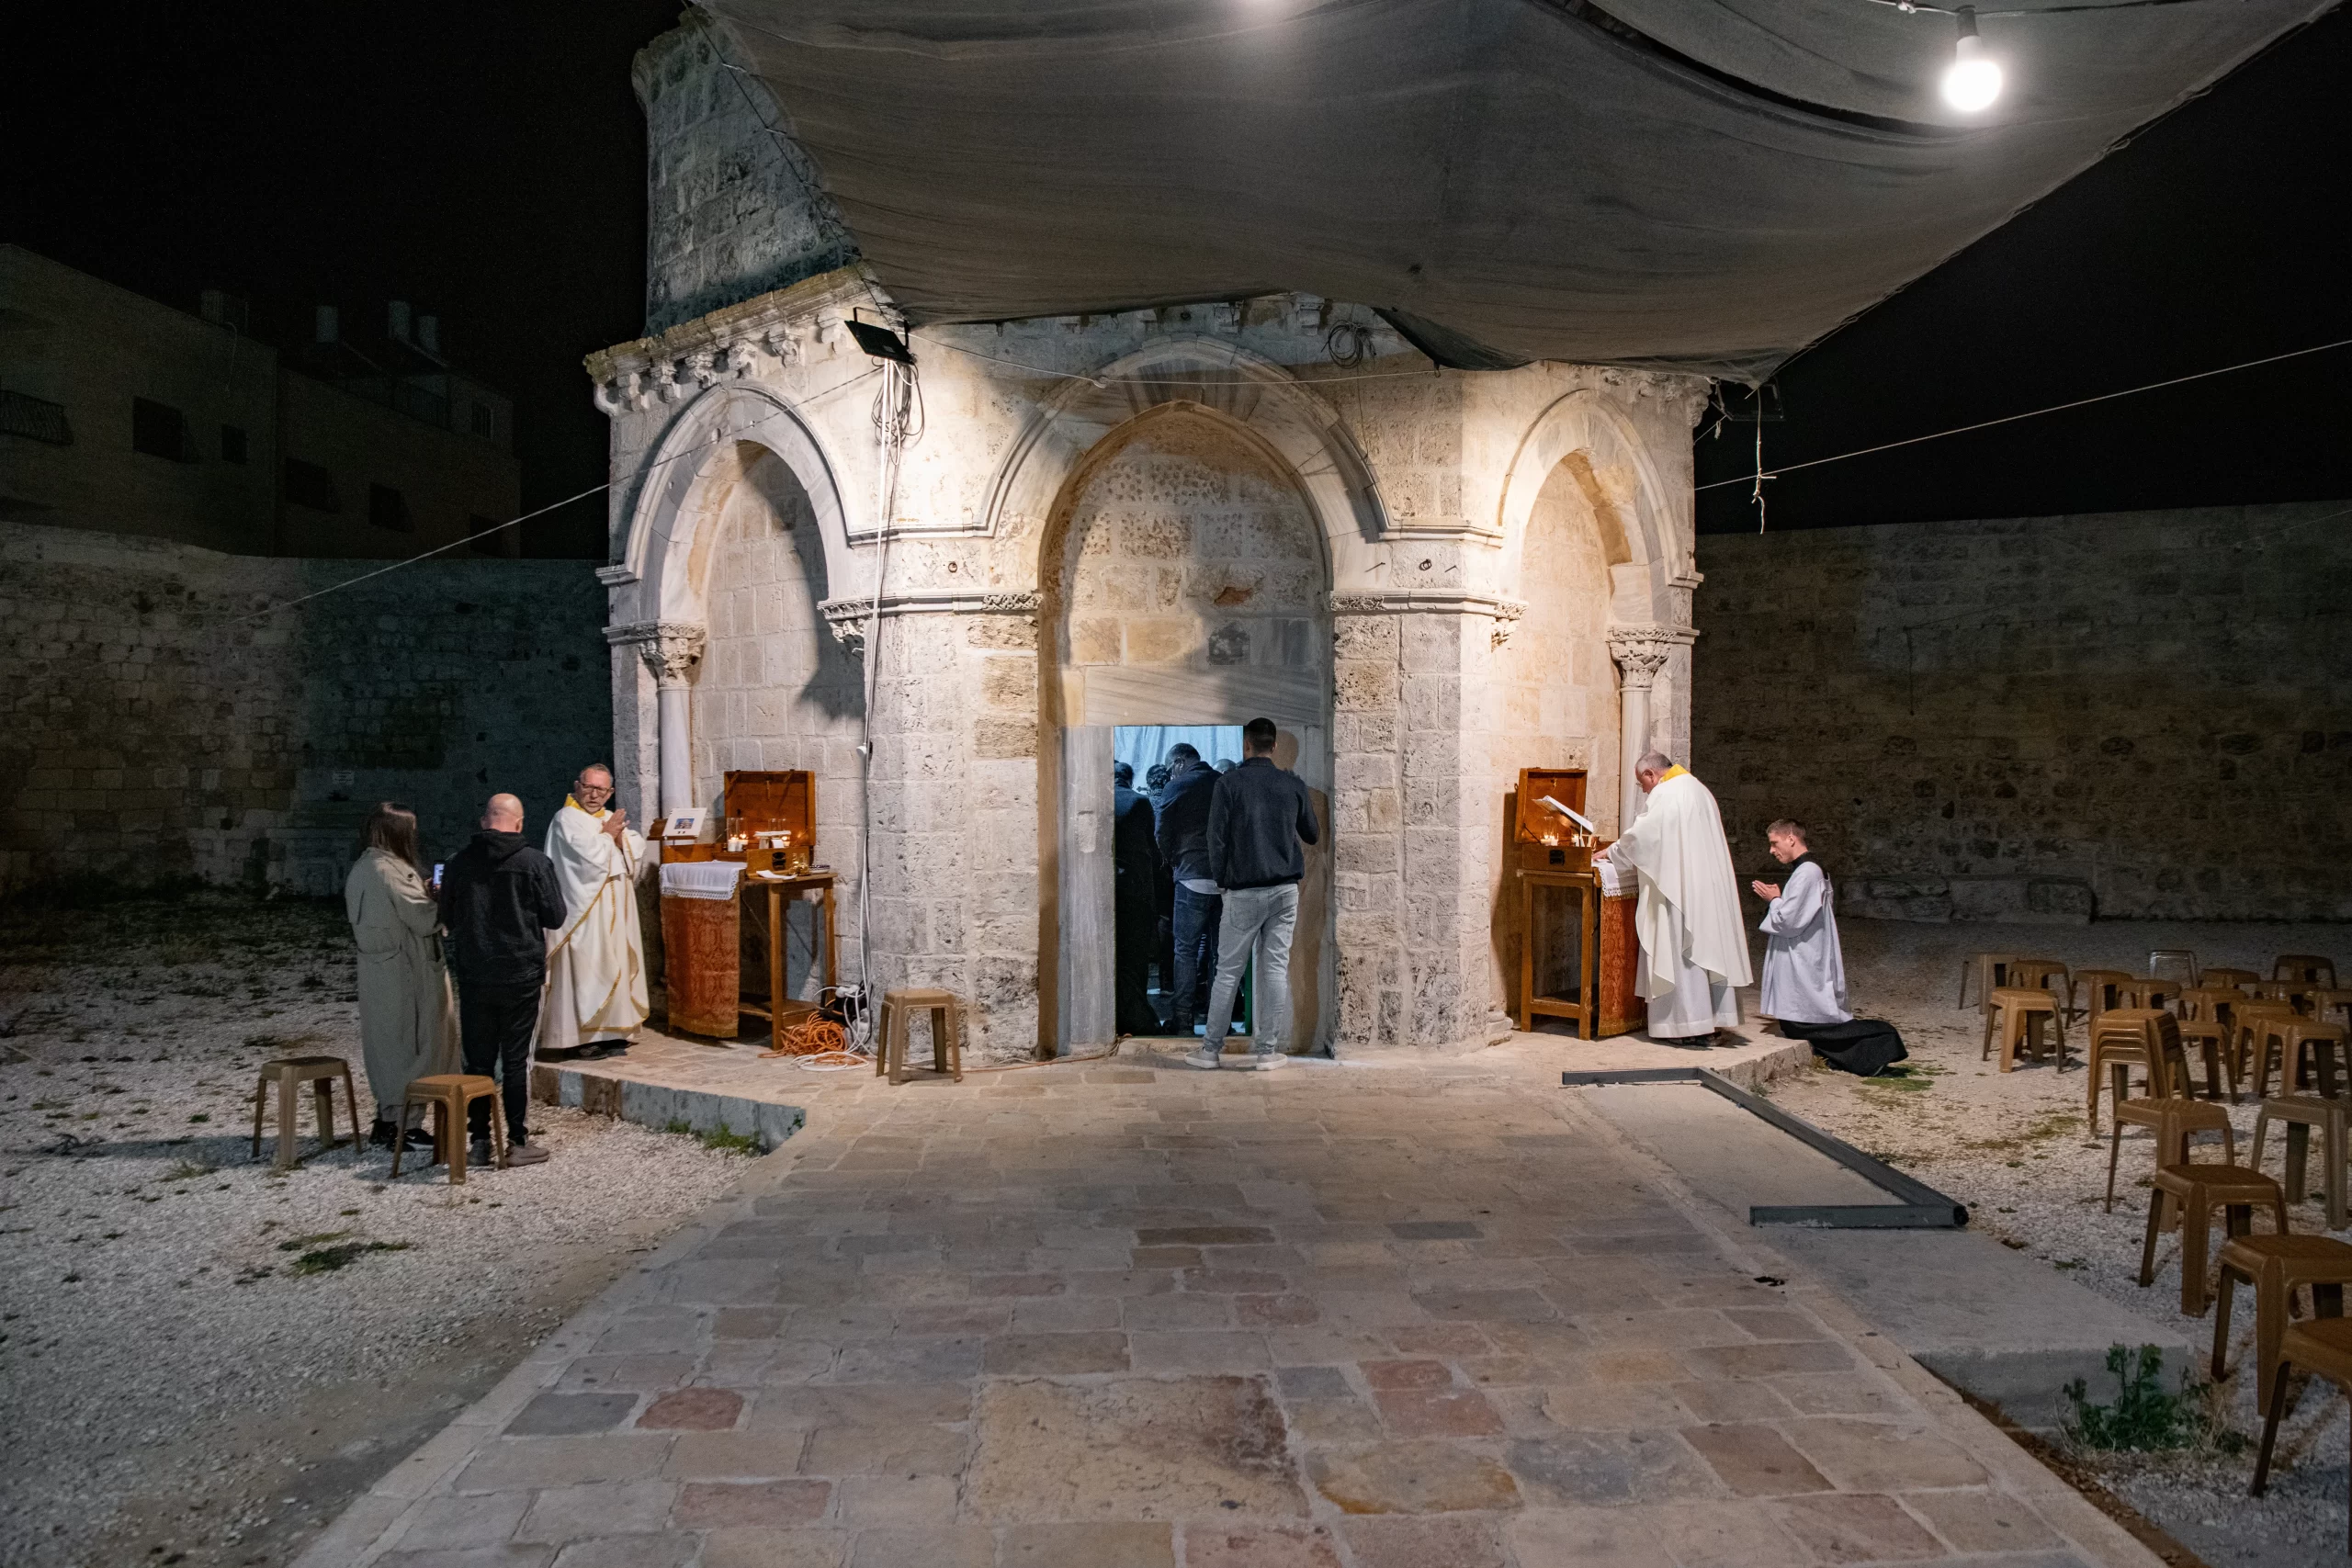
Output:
[1, 520, 610, 898]
[634, 14, 852, 336]
[1692, 502, 2352, 922]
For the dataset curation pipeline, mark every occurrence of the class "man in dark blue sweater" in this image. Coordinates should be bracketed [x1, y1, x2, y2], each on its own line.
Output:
[1182, 717, 1320, 1069]
[1153, 743, 1222, 1033]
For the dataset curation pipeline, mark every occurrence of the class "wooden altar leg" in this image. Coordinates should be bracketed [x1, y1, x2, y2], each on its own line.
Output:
[822, 880, 838, 993]
[1580, 880, 1599, 1041]
[768, 884, 786, 1050]
[1518, 877, 1533, 1032]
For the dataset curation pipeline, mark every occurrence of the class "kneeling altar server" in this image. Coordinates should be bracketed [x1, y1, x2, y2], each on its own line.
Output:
[1752, 819, 1907, 1077]
[538, 763, 650, 1059]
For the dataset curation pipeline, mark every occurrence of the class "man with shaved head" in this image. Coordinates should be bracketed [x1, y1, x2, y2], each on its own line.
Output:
[438, 792, 567, 1167]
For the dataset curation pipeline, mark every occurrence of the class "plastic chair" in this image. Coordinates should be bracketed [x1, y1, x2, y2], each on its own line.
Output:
[2211, 1233, 2352, 1408]
[2140, 1161, 2287, 1316]
[2147, 949, 2199, 987]
[2275, 955, 2339, 988]
[1986, 987, 2065, 1072]
[2252, 1095, 2350, 1230]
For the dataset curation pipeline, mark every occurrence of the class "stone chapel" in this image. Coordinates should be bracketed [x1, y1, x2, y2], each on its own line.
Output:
[587, 15, 1709, 1061]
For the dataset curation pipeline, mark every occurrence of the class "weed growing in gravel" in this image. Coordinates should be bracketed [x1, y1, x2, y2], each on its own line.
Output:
[700, 1125, 762, 1155]
[287, 1240, 411, 1275]
[2064, 1344, 2241, 1453]
[163, 1159, 214, 1182]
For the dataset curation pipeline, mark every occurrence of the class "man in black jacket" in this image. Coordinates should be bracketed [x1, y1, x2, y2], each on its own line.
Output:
[1153, 743, 1222, 1033]
[1183, 717, 1320, 1070]
[1111, 763, 1161, 1036]
[439, 792, 566, 1165]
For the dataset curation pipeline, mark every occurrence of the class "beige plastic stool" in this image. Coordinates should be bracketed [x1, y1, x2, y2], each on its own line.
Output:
[390, 1074, 507, 1185]
[1985, 987, 2065, 1072]
[2147, 948, 2200, 987]
[2275, 954, 2339, 988]
[2202, 967, 2261, 992]
[2211, 1233, 2352, 1409]
[879, 988, 965, 1085]
[250, 1055, 361, 1171]
[2071, 967, 2135, 1028]
[2251, 1096, 2350, 1230]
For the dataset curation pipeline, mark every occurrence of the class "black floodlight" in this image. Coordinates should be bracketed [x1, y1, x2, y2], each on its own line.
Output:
[846, 318, 913, 365]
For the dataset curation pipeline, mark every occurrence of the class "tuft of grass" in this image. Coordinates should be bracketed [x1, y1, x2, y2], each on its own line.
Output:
[288, 1240, 411, 1275]
[699, 1124, 762, 1156]
[163, 1159, 215, 1182]
[276, 1229, 354, 1252]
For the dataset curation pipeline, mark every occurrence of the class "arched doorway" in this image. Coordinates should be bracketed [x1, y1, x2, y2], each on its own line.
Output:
[1038, 406, 1336, 1056]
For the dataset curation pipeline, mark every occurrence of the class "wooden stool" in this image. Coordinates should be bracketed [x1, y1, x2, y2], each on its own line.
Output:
[2141, 1163, 2288, 1316]
[880, 988, 964, 1085]
[2070, 967, 2135, 1027]
[2147, 948, 2199, 987]
[2212, 1234, 2352, 1409]
[2284, 1021, 2350, 1099]
[2202, 967, 2261, 992]
[249, 1055, 361, 1171]
[2276, 955, 2340, 988]
[2253, 1096, 2351, 1230]
[2251, 1315, 2352, 1552]
[390, 1074, 506, 1185]
[1985, 987, 2065, 1072]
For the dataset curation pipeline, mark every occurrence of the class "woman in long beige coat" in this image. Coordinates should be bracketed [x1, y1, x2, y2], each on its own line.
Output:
[345, 804, 460, 1149]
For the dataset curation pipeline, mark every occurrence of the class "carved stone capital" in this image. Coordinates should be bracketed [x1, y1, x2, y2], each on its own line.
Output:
[1488, 599, 1526, 649]
[605, 620, 707, 686]
[1606, 623, 1692, 689]
[820, 599, 869, 660]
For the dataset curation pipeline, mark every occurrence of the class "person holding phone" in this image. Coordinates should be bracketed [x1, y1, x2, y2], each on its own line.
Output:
[345, 803, 460, 1151]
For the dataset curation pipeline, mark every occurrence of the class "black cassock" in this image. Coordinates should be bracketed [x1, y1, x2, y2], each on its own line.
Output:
[1776, 1016, 1909, 1077]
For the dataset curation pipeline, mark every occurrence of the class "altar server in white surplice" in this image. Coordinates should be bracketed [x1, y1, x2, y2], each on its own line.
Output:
[537, 764, 650, 1059]
[1595, 752, 1753, 1043]
[1752, 819, 1847, 1025]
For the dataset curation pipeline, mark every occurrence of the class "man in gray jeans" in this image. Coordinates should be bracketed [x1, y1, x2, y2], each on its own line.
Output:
[1182, 716, 1320, 1070]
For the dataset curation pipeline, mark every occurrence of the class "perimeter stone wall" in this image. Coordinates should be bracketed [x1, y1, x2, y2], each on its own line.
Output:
[0, 521, 610, 899]
[1692, 502, 2352, 922]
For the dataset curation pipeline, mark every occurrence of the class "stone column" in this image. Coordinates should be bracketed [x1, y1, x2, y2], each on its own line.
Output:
[605, 621, 707, 818]
[1607, 626, 1676, 830]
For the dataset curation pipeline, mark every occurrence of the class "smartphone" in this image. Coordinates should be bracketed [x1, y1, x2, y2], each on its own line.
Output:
[432, 863, 444, 891]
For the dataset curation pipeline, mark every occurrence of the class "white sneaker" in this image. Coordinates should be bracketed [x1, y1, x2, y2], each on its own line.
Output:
[1244, 1051, 1287, 1071]
[1177, 1044, 1223, 1070]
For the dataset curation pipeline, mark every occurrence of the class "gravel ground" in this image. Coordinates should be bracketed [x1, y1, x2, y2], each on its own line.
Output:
[0, 888, 750, 1568]
[1765, 915, 2352, 1568]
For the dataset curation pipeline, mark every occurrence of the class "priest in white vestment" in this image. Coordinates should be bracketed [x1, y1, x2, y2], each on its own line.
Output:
[538, 764, 650, 1059]
[1595, 752, 1752, 1042]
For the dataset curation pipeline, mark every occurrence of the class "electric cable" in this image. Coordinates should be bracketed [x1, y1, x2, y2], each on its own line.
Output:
[1694, 333, 2352, 493]
[209, 366, 884, 627]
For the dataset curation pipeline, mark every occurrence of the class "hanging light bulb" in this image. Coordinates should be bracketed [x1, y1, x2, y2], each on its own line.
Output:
[1941, 6, 2003, 112]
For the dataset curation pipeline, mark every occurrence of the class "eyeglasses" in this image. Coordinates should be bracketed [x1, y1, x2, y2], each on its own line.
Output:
[577, 781, 613, 795]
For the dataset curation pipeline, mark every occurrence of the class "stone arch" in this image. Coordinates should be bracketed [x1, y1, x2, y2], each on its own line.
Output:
[1493, 389, 1680, 627]
[1032, 401, 1340, 1058]
[983, 337, 1388, 592]
[619, 382, 857, 630]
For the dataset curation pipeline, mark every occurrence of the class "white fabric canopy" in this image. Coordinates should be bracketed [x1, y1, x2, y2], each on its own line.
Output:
[707, 0, 2328, 377]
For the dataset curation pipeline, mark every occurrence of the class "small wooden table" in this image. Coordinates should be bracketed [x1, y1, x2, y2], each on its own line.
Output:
[1518, 870, 1601, 1037]
[739, 870, 838, 1048]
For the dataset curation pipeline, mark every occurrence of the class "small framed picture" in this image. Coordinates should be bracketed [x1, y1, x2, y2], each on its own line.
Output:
[664, 807, 707, 841]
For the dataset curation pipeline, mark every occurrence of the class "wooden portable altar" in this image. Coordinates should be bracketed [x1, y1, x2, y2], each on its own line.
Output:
[1508, 769, 1639, 1038]
[656, 770, 837, 1044]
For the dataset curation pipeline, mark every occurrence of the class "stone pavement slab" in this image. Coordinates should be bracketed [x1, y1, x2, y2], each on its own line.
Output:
[310, 1038, 2159, 1568]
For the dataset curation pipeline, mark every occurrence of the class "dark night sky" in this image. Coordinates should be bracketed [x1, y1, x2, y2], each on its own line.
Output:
[8, 4, 2348, 554]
